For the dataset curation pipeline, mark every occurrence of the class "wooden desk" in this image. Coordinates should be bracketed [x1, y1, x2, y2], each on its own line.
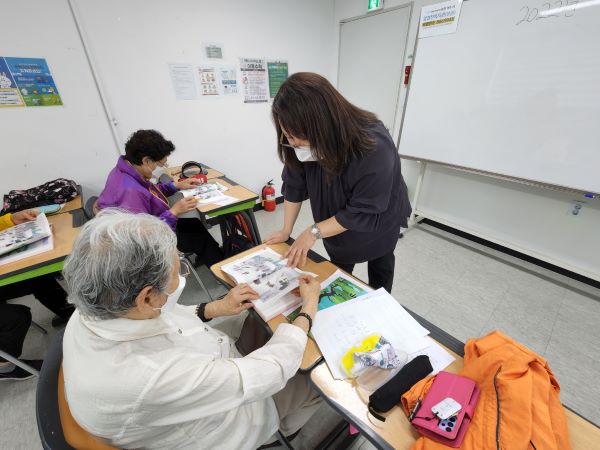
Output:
[214, 244, 600, 447]
[59, 195, 82, 214]
[310, 343, 600, 450]
[166, 164, 224, 181]
[197, 178, 259, 218]
[211, 243, 334, 371]
[0, 212, 81, 287]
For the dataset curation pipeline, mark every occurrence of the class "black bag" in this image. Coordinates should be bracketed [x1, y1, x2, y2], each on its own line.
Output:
[220, 212, 261, 257]
[2, 178, 78, 213]
[368, 355, 433, 421]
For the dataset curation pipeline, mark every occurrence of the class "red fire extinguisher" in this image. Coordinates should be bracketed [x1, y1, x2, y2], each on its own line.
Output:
[262, 180, 276, 212]
[404, 65, 412, 85]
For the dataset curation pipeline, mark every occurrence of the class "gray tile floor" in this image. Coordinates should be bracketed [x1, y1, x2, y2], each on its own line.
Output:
[2, 204, 599, 449]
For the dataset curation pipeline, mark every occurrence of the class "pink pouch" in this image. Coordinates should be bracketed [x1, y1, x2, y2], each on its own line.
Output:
[410, 371, 480, 448]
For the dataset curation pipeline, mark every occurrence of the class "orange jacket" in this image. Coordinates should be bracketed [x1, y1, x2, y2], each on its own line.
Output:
[402, 331, 571, 450]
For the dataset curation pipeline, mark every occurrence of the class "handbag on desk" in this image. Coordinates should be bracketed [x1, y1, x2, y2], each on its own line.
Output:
[410, 371, 480, 448]
[2, 178, 78, 213]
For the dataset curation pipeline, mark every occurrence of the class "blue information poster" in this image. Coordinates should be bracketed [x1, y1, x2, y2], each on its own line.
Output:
[3, 57, 62, 107]
[0, 57, 25, 107]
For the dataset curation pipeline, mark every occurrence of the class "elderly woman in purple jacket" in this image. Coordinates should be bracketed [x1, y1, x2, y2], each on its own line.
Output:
[97, 129, 223, 267]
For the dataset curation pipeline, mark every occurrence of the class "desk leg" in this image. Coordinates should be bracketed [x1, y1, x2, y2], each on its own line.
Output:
[200, 212, 213, 230]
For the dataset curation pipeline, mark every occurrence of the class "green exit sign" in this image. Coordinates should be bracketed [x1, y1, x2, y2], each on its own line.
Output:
[367, 0, 383, 12]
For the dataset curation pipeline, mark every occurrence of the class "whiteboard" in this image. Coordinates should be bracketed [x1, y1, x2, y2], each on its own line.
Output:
[399, 0, 600, 194]
[338, 5, 411, 130]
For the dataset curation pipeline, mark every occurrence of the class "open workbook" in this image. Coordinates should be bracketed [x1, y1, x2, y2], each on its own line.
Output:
[0, 213, 54, 265]
[220, 247, 315, 321]
[180, 180, 236, 206]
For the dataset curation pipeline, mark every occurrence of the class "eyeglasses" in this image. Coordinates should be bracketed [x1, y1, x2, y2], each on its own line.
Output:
[177, 253, 191, 278]
[279, 133, 295, 150]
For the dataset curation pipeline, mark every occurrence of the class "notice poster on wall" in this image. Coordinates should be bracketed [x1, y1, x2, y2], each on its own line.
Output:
[219, 66, 238, 96]
[267, 60, 288, 98]
[3, 57, 62, 106]
[419, 0, 463, 38]
[168, 63, 197, 100]
[198, 66, 219, 96]
[0, 57, 24, 107]
[202, 43, 224, 60]
[240, 57, 269, 103]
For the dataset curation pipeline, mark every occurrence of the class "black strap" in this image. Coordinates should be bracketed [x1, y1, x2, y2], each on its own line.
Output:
[368, 403, 387, 422]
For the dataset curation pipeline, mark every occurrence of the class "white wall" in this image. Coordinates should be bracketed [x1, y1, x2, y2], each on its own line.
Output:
[0, 0, 118, 196]
[334, 0, 600, 281]
[72, 0, 336, 196]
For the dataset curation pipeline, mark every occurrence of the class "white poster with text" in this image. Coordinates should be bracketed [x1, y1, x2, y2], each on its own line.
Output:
[240, 57, 268, 103]
[168, 63, 197, 100]
[198, 66, 219, 96]
[419, 0, 463, 38]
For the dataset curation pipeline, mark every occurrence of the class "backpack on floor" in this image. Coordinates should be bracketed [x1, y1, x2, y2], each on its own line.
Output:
[2, 178, 79, 214]
[220, 212, 261, 257]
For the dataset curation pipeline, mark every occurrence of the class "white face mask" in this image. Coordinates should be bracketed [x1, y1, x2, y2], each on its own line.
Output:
[153, 275, 186, 314]
[294, 146, 316, 162]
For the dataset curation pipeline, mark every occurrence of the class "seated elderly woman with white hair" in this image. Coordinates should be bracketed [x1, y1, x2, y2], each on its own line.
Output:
[61, 210, 322, 450]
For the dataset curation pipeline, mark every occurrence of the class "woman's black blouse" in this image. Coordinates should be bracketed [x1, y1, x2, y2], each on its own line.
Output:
[282, 121, 412, 264]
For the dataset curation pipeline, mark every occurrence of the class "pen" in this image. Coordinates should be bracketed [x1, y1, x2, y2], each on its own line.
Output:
[408, 399, 422, 422]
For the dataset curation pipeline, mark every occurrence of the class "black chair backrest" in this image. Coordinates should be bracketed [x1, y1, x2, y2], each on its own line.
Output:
[83, 195, 99, 220]
[36, 329, 75, 450]
[239, 210, 262, 246]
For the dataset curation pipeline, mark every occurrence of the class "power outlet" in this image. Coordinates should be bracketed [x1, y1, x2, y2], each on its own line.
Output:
[568, 201, 585, 217]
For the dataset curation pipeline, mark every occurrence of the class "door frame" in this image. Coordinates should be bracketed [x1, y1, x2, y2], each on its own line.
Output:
[337, 2, 414, 135]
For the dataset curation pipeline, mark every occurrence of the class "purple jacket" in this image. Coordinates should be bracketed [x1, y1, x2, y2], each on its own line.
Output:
[97, 156, 179, 230]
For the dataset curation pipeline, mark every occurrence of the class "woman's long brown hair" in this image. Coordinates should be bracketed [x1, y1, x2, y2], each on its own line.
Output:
[272, 72, 378, 176]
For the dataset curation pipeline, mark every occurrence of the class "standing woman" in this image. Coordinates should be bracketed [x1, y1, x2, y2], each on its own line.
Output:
[265, 73, 411, 292]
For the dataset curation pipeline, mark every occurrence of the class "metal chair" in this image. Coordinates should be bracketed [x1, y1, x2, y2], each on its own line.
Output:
[0, 350, 41, 376]
[36, 329, 73, 450]
[181, 252, 213, 301]
[36, 329, 116, 450]
[83, 195, 99, 221]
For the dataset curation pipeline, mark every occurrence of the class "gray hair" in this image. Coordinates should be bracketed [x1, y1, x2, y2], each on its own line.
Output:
[63, 209, 178, 319]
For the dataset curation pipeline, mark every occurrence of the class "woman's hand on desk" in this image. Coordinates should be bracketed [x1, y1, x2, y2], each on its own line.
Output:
[204, 283, 259, 319]
[169, 197, 198, 216]
[11, 209, 39, 225]
[174, 178, 204, 190]
[283, 227, 316, 268]
[264, 229, 291, 245]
